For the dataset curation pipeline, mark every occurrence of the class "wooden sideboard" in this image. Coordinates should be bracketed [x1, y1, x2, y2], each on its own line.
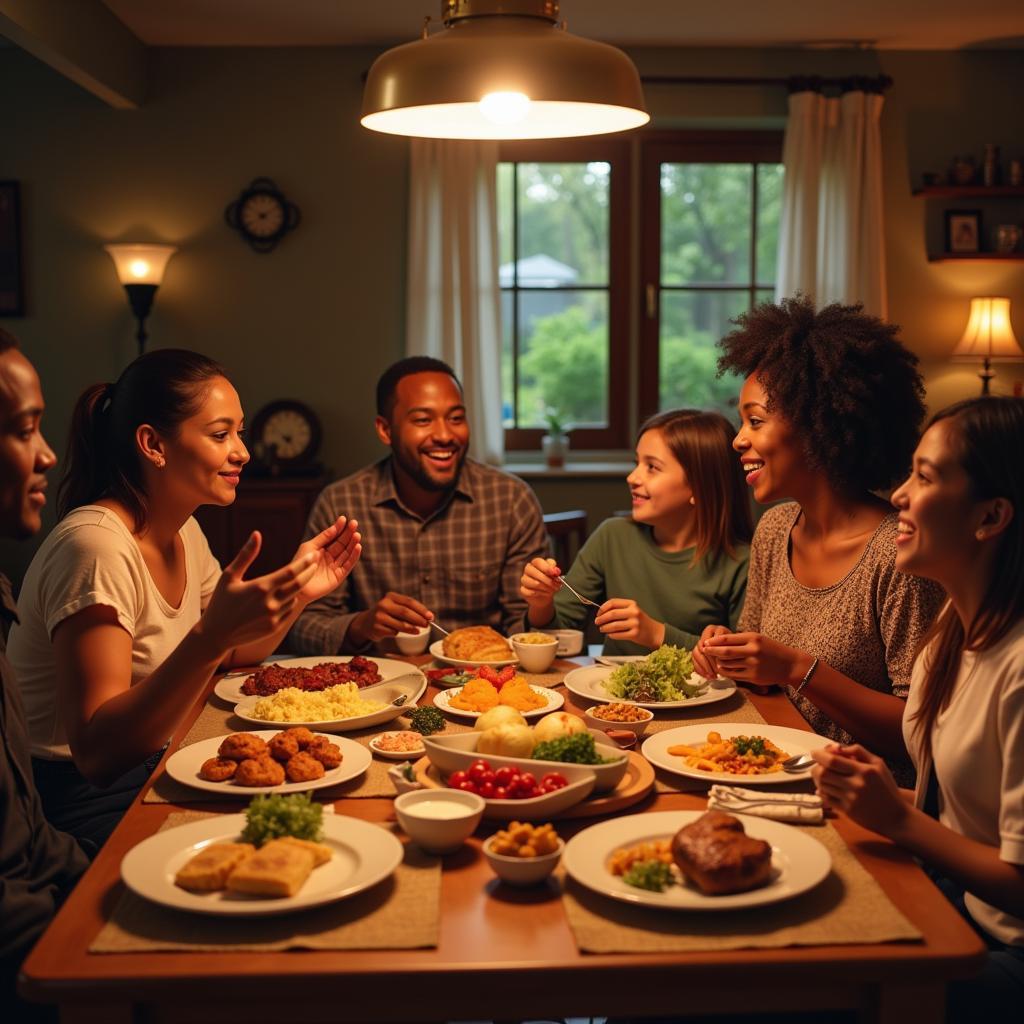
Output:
[194, 475, 327, 578]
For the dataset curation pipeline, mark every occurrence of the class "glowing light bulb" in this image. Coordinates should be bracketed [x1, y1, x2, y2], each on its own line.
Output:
[129, 259, 150, 279]
[479, 91, 531, 125]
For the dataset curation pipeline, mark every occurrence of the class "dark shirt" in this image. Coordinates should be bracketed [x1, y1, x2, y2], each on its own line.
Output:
[0, 574, 87, 964]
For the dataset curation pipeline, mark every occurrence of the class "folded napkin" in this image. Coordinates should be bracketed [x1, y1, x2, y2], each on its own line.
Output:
[707, 784, 824, 824]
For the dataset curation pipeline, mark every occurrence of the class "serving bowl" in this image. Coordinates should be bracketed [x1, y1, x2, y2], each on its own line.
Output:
[509, 633, 559, 673]
[582, 704, 654, 740]
[421, 729, 628, 793]
[394, 789, 485, 853]
[537, 628, 584, 656]
[395, 626, 431, 655]
[483, 834, 565, 886]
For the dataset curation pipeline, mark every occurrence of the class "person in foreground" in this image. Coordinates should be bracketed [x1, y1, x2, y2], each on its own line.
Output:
[289, 356, 548, 654]
[0, 329, 87, 1024]
[812, 396, 1024, 1015]
[520, 409, 751, 655]
[695, 297, 945, 782]
[9, 349, 361, 850]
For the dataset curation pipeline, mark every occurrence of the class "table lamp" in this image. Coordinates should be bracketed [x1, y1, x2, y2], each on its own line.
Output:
[951, 296, 1024, 395]
[104, 244, 177, 355]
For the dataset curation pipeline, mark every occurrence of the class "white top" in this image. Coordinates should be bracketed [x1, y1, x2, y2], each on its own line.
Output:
[9, 506, 221, 760]
[905, 616, 1024, 946]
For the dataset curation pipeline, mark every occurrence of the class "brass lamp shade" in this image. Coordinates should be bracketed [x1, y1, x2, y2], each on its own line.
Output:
[951, 296, 1024, 395]
[361, 1, 649, 140]
[104, 244, 177, 286]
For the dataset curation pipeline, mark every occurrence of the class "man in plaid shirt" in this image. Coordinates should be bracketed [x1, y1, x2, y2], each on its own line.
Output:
[289, 357, 549, 654]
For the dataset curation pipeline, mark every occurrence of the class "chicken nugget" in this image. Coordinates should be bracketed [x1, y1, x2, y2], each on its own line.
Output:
[234, 755, 286, 787]
[306, 736, 343, 769]
[217, 732, 268, 762]
[286, 751, 326, 783]
[282, 727, 316, 749]
[198, 757, 237, 782]
[267, 731, 300, 762]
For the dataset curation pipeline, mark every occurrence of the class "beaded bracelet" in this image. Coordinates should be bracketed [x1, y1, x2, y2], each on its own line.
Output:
[795, 656, 820, 694]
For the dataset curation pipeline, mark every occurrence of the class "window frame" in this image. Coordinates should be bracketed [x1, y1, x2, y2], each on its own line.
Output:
[498, 137, 632, 451]
[638, 131, 784, 422]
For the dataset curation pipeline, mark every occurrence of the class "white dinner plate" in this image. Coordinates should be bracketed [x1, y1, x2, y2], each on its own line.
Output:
[641, 723, 825, 785]
[121, 812, 403, 916]
[368, 731, 427, 760]
[428, 639, 517, 669]
[562, 809, 831, 911]
[233, 671, 427, 734]
[433, 685, 563, 719]
[164, 731, 371, 795]
[563, 665, 736, 711]
[214, 656, 419, 705]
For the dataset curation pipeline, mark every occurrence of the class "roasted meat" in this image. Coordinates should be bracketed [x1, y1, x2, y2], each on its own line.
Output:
[671, 810, 772, 895]
[240, 657, 382, 696]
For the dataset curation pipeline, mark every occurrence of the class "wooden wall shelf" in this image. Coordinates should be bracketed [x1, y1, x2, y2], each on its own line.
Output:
[913, 185, 1024, 198]
[928, 253, 1024, 262]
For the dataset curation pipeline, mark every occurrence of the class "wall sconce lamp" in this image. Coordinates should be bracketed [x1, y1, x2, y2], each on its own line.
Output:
[361, 0, 648, 140]
[951, 296, 1024, 395]
[104, 244, 178, 355]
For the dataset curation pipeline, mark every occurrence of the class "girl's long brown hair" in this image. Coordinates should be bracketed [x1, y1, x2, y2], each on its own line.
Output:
[908, 396, 1024, 753]
[636, 408, 753, 564]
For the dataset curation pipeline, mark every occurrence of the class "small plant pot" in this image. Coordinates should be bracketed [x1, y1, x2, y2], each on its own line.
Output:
[542, 432, 569, 468]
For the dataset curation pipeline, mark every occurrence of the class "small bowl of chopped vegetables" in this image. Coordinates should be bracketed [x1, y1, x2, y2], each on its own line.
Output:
[582, 703, 654, 740]
[483, 821, 565, 886]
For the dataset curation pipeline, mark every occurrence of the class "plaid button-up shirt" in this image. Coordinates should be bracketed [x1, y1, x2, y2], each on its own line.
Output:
[288, 458, 549, 654]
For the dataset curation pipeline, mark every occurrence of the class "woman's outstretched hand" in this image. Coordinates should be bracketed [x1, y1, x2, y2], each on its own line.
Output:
[200, 531, 319, 651]
[594, 598, 664, 649]
[293, 515, 362, 605]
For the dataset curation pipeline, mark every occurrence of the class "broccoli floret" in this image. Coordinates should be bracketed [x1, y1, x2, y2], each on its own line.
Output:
[402, 705, 447, 736]
[622, 858, 674, 892]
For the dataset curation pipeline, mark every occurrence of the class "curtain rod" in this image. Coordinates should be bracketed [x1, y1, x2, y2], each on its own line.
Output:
[641, 74, 893, 94]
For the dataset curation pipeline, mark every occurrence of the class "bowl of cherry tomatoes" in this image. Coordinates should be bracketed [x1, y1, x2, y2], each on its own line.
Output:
[445, 757, 595, 820]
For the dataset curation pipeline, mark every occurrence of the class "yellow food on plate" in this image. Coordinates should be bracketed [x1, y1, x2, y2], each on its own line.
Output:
[666, 731, 789, 775]
[174, 842, 255, 892]
[442, 625, 512, 662]
[249, 682, 386, 723]
[498, 676, 547, 711]
[275, 835, 333, 867]
[449, 677, 500, 712]
[226, 838, 317, 897]
[607, 839, 673, 876]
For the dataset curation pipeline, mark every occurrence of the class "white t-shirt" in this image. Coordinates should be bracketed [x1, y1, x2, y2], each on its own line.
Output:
[905, 616, 1024, 946]
[9, 506, 222, 760]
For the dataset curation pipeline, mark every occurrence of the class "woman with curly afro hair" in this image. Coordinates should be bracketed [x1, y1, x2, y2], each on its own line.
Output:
[695, 296, 946, 781]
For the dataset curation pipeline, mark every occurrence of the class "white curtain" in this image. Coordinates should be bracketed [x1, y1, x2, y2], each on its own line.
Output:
[775, 89, 888, 319]
[406, 139, 504, 464]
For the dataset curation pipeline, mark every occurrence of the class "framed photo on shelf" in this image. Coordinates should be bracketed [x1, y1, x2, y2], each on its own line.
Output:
[0, 182, 24, 316]
[945, 209, 982, 255]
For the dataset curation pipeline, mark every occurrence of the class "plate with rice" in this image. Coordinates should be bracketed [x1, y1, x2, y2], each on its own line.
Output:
[233, 672, 427, 733]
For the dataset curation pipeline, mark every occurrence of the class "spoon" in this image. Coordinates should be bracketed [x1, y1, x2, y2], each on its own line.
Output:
[781, 753, 815, 773]
[391, 694, 409, 707]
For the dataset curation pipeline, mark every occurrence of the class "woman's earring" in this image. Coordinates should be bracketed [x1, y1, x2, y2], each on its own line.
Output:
[976, 528, 986, 540]
[155, 456, 166, 469]
[689, 496, 696, 505]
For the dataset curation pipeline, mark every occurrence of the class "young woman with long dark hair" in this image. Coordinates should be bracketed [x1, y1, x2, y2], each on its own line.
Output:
[521, 408, 751, 655]
[812, 396, 1024, 1016]
[9, 349, 360, 848]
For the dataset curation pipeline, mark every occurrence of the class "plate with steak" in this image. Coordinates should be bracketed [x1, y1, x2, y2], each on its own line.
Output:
[215, 656, 408, 704]
[562, 809, 831, 910]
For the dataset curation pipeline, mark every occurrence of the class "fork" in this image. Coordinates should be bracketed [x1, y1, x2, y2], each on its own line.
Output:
[424, 614, 451, 637]
[557, 576, 601, 608]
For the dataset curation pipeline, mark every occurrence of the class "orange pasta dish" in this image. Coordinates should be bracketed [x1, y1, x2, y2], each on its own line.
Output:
[666, 731, 789, 775]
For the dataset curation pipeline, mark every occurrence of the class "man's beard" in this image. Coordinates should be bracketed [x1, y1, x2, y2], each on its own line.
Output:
[393, 444, 468, 493]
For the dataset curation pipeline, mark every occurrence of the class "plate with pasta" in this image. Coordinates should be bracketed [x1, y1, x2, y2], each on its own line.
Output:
[640, 724, 825, 786]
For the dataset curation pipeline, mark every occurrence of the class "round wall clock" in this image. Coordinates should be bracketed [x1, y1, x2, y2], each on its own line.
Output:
[224, 178, 300, 253]
[250, 400, 322, 468]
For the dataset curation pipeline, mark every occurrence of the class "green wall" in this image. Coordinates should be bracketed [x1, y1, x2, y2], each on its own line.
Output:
[1, 42, 1022, 581]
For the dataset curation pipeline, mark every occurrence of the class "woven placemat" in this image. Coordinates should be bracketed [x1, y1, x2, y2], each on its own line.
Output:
[90, 811, 440, 952]
[561, 821, 921, 953]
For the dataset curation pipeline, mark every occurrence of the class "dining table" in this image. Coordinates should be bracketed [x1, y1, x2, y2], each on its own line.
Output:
[19, 654, 985, 1024]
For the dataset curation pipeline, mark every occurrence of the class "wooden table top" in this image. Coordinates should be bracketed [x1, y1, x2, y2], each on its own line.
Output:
[20, 656, 986, 1023]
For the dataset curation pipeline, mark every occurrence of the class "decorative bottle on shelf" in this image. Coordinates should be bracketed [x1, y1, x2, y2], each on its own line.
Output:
[541, 408, 569, 469]
[983, 144, 1001, 187]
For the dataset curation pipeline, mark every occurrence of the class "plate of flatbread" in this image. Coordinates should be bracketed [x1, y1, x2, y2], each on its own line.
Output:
[430, 626, 517, 668]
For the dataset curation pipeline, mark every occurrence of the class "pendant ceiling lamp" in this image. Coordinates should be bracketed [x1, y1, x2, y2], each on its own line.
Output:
[361, 0, 649, 140]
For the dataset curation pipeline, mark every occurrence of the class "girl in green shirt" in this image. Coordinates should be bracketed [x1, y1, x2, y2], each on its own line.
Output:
[520, 409, 752, 656]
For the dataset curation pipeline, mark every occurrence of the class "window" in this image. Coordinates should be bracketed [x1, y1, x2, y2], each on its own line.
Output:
[497, 132, 782, 451]
[640, 133, 783, 419]
[498, 139, 630, 450]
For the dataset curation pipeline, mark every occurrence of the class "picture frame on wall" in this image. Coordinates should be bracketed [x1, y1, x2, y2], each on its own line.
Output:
[945, 209, 982, 255]
[0, 182, 24, 316]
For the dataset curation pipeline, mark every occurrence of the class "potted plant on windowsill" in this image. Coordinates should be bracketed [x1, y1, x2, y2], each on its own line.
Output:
[541, 408, 570, 468]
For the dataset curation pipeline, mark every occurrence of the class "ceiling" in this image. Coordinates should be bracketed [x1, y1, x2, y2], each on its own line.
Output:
[101, 0, 1024, 50]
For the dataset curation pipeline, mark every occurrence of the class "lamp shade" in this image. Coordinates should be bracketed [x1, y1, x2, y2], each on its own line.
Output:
[361, 1, 649, 140]
[952, 297, 1024, 363]
[104, 244, 177, 286]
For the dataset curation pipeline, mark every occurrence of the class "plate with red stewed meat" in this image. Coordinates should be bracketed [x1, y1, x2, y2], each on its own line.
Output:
[562, 809, 831, 911]
[214, 656, 421, 705]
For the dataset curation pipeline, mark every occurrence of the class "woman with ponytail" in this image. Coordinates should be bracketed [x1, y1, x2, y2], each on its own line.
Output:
[9, 350, 360, 849]
[812, 396, 1024, 1016]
